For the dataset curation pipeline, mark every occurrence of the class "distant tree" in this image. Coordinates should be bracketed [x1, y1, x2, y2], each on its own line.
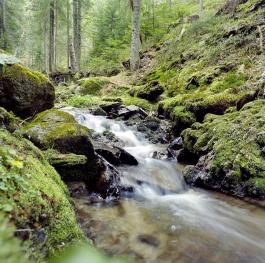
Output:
[199, 0, 204, 16]
[73, 0, 81, 72]
[49, 0, 56, 73]
[0, 0, 6, 49]
[130, 0, 141, 71]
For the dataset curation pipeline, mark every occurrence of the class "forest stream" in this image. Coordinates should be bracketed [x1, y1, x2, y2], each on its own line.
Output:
[64, 108, 265, 263]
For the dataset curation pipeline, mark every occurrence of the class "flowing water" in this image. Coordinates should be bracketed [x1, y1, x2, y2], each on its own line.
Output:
[65, 108, 265, 263]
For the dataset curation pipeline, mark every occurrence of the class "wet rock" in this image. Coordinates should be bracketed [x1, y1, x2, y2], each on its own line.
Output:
[94, 142, 138, 166]
[118, 146, 138, 166]
[136, 116, 171, 144]
[152, 151, 168, 160]
[94, 143, 121, 166]
[92, 107, 107, 116]
[137, 234, 160, 247]
[169, 137, 183, 150]
[100, 102, 122, 115]
[167, 137, 183, 158]
[118, 105, 140, 119]
[143, 116, 160, 131]
[0, 64, 55, 118]
[93, 155, 121, 198]
[92, 130, 125, 148]
[67, 182, 89, 197]
[177, 149, 199, 165]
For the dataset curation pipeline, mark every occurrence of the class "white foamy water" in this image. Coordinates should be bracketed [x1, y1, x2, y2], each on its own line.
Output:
[64, 108, 265, 263]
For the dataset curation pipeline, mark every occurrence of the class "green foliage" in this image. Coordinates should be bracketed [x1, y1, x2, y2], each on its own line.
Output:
[0, 129, 85, 258]
[0, 216, 29, 263]
[0, 146, 33, 213]
[79, 77, 110, 95]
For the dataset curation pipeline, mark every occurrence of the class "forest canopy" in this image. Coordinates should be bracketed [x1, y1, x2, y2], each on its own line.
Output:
[0, 0, 220, 75]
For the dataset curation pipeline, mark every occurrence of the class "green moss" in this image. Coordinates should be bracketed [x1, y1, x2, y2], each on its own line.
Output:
[0, 129, 85, 259]
[0, 216, 29, 263]
[20, 109, 91, 149]
[2, 64, 50, 85]
[182, 99, 265, 195]
[122, 96, 154, 110]
[65, 95, 105, 108]
[44, 149, 88, 166]
[78, 77, 110, 95]
[0, 107, 21, 132]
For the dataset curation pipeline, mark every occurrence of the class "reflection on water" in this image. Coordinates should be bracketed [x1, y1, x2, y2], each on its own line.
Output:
[64, 108, 265, 263]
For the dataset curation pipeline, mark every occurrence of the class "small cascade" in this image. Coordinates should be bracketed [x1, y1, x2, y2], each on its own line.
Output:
[64, 107, 265, 263]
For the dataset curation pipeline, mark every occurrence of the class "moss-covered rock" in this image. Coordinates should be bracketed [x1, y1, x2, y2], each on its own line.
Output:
[0, 64, 55, 118]
[134, 81, 164, 102]
[44, 149, 91, 182]
[0, 107, 21, 132]
[78, 77, 110, 95]
[0, 129, 85, 259]
[181, 99, 265, 199]
[20, 109, 121, 197]
[20, 109, 94, 158]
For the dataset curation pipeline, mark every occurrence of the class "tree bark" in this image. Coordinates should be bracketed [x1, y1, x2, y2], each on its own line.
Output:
[49, 0, 56, 73]
[73, 0, 81, 72]
[67, 0, 70, 69]
[199, 0, 204, 16]
[0, 0, 6, 49]
[130, 0, 141, 71]
[70, 36, 77, 73]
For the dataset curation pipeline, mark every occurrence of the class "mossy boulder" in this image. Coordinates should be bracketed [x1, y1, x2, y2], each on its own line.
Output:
[20, 109, 94, 158]
[181, 99, 265, 199]
[0, 129, 85, 259]
[78, 77, 110, 95]
[20, 109, 120, 196]
[0, 64, 55, 118]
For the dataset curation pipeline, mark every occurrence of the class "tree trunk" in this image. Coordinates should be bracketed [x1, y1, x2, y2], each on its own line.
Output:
[73, 0, 81, 72]
[130, 0, 141, 71]
[54, 0, 58, 70]
[49, 0, 56, 73]
[199, 0, 204, 16]
[0, 0, 6, 49]
[168, 0, 172, 8]
[67, 0, 70, 70]
[70, 36, 77, 73]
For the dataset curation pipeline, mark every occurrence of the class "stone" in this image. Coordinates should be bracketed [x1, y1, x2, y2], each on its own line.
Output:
[0, 64, 55, 118]
[94, 142, 138, 166]
[92, 107, 107, 116]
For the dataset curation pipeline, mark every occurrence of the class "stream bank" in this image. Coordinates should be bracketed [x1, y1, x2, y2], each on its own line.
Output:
[63, 107, 265, 263]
